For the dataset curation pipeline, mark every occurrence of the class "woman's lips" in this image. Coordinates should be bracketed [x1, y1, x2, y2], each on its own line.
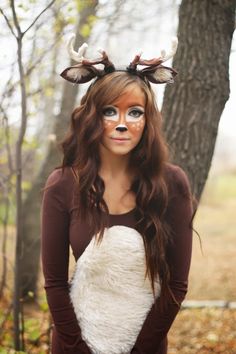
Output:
[111, 137, 130, 140]
[110, 137, 130, 143]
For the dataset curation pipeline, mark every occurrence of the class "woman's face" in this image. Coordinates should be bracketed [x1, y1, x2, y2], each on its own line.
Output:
[99, 83, 146, 157]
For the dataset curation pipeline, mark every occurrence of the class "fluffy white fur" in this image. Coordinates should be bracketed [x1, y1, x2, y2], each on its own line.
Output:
[70, 225, 161, 354]
[153, 67, 174, 83]
[67, 67, 90, 82]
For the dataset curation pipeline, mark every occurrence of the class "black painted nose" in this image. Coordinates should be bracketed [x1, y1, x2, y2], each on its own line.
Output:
[116, 126, 128, 132]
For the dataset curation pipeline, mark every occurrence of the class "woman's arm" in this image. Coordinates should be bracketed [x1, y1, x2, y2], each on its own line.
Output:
[41, 169, 91, 354]
[131, 165, 193, 354]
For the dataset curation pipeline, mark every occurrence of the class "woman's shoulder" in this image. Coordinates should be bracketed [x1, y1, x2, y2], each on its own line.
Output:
[42, 166, 77, 209]
[46, 165, 74, 182]
[44, 166, 76, 192]
[163, 162, 191, 197]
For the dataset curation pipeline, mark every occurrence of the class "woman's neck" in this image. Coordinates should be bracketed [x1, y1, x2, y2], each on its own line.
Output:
[99, 147, 132, 182]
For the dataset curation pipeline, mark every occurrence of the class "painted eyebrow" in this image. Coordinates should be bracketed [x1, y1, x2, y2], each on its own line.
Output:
[128, 105, 145, 109]
[104, 104, 145, 108]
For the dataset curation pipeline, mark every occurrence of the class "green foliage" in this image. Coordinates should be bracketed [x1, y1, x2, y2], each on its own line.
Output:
[88, 14, 97, 26]
[0, 202, 16, 225]
[80, 24, 91, 38]
[0, 323, 14, 349]
[67, 17, 77, 25]
[38, 293, 49, 312]
[0, 132, 40, 225]
[17, 3, 30, 12]
[79, 14, 98, 39]
[0, 294, 50, 352]
[39, 301, 48, 313]
[0, 350, 27, 354]
[75, 0, 98, 38]
[0, 348, 8, 354]
[53, 13, 67, 34]
[76, 0, 95, 13]
[22, 136, 38, 149]
[25, 318, 40, 341]
[44, 86, 54, 97]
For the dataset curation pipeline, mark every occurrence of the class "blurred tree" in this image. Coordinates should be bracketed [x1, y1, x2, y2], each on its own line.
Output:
[0, 0, 69, 301]
[162, 0, 236, 200]
[20, 0, 99, 300]
[1, 0, 56, 349]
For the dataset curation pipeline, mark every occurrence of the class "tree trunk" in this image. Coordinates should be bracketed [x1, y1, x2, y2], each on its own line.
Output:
[20, 1, 98, 299]
[162, 0, 236, 200]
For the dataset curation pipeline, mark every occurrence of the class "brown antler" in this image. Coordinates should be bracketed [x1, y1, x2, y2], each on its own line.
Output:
[128, 37, 178, 70]
[67, 34, 115, 72]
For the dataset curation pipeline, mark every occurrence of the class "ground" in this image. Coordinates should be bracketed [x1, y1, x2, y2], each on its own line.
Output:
[167, 172, 236, 354]
[168, 308, 236, 354]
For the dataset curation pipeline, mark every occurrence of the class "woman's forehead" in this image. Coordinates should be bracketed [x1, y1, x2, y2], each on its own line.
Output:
[108, 84, 146, 107]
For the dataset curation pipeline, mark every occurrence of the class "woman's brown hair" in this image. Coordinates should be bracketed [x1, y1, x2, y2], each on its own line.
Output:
[58, 71, 193, 310]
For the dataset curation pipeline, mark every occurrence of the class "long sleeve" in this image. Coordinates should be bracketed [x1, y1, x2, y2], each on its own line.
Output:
[40, 169, 91, 354]
[131, 165, 193, 354]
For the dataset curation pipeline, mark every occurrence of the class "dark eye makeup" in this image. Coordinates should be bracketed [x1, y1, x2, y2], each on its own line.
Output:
[128, 109, 144, 118]
[102, 106, 144, 119]
[102, 107, 117, 116]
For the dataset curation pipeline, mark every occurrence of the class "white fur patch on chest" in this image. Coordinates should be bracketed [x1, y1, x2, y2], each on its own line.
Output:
[70, 225, 161, 354]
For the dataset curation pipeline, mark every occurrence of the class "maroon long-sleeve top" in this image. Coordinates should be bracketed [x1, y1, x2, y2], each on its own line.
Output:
[40, 162, 193, 354]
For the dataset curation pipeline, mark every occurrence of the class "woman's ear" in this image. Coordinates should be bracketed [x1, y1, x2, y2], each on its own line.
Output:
[60, 64, 102, 84]
[139, 65, 178, 84]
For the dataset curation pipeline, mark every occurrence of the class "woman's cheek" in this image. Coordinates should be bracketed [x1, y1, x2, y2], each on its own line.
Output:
[104, 120, 116, 132]
[128, 118, 145, 135]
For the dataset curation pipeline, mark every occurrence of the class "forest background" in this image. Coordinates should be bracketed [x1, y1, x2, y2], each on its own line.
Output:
[0, 0, 236, 353]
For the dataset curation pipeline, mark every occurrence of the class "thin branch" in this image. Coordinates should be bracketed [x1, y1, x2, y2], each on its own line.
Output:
[0, 7, 17, 37]
[10, 0, 22, 37]
[0, 34, 61, 106]
[1, 106, 14, 173]
[22, 0, 56, 36]
[0, 303, 13, 335]
[0, 193, 10, 298]
[0, 60, 16, 110]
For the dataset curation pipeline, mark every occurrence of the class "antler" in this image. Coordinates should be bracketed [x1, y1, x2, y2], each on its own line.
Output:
[67, 34, 88, 62]
[67, 33, 115, 72]
[159, 36, 178, 62]
[61, 34, 178, 85]
[128, 37, 178, 70]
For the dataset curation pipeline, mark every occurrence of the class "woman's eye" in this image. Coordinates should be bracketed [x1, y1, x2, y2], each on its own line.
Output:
[129, 109, 144, 118]
[102, 107, 117, 116]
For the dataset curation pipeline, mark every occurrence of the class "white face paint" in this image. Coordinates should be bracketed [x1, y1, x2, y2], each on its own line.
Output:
[99, 84, 146, 157]
[102, 106, 145, 123]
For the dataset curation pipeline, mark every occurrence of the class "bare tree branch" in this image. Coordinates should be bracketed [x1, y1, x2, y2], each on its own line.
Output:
[8, 0, 57, 349]
[22, 0, 56, 36]
[0, 60, 17, 111]
[0, 193, 10, 298]
[0, 303, 13, 335]
[10, 0, 22, 37]
[1, 106, 14, 173]
[0, 7, 17, 37]
[0, 33, 61, 108]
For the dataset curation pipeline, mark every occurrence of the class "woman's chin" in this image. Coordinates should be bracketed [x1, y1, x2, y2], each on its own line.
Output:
[108, 148, 131, 157]
[100, 142, 135, 157]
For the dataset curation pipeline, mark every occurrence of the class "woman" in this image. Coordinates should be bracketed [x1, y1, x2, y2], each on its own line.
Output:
[41, 35, 196, 354]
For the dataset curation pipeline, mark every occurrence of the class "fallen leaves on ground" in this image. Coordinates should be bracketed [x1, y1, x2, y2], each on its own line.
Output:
[168, 308, 236, 354]
[1, 299, 236, 353]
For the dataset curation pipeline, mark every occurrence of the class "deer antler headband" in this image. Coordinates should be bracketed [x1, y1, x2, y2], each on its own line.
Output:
[60, 34, 178, 85]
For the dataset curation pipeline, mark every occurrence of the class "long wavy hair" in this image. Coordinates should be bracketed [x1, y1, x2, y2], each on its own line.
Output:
[59, 71, 191, 310]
